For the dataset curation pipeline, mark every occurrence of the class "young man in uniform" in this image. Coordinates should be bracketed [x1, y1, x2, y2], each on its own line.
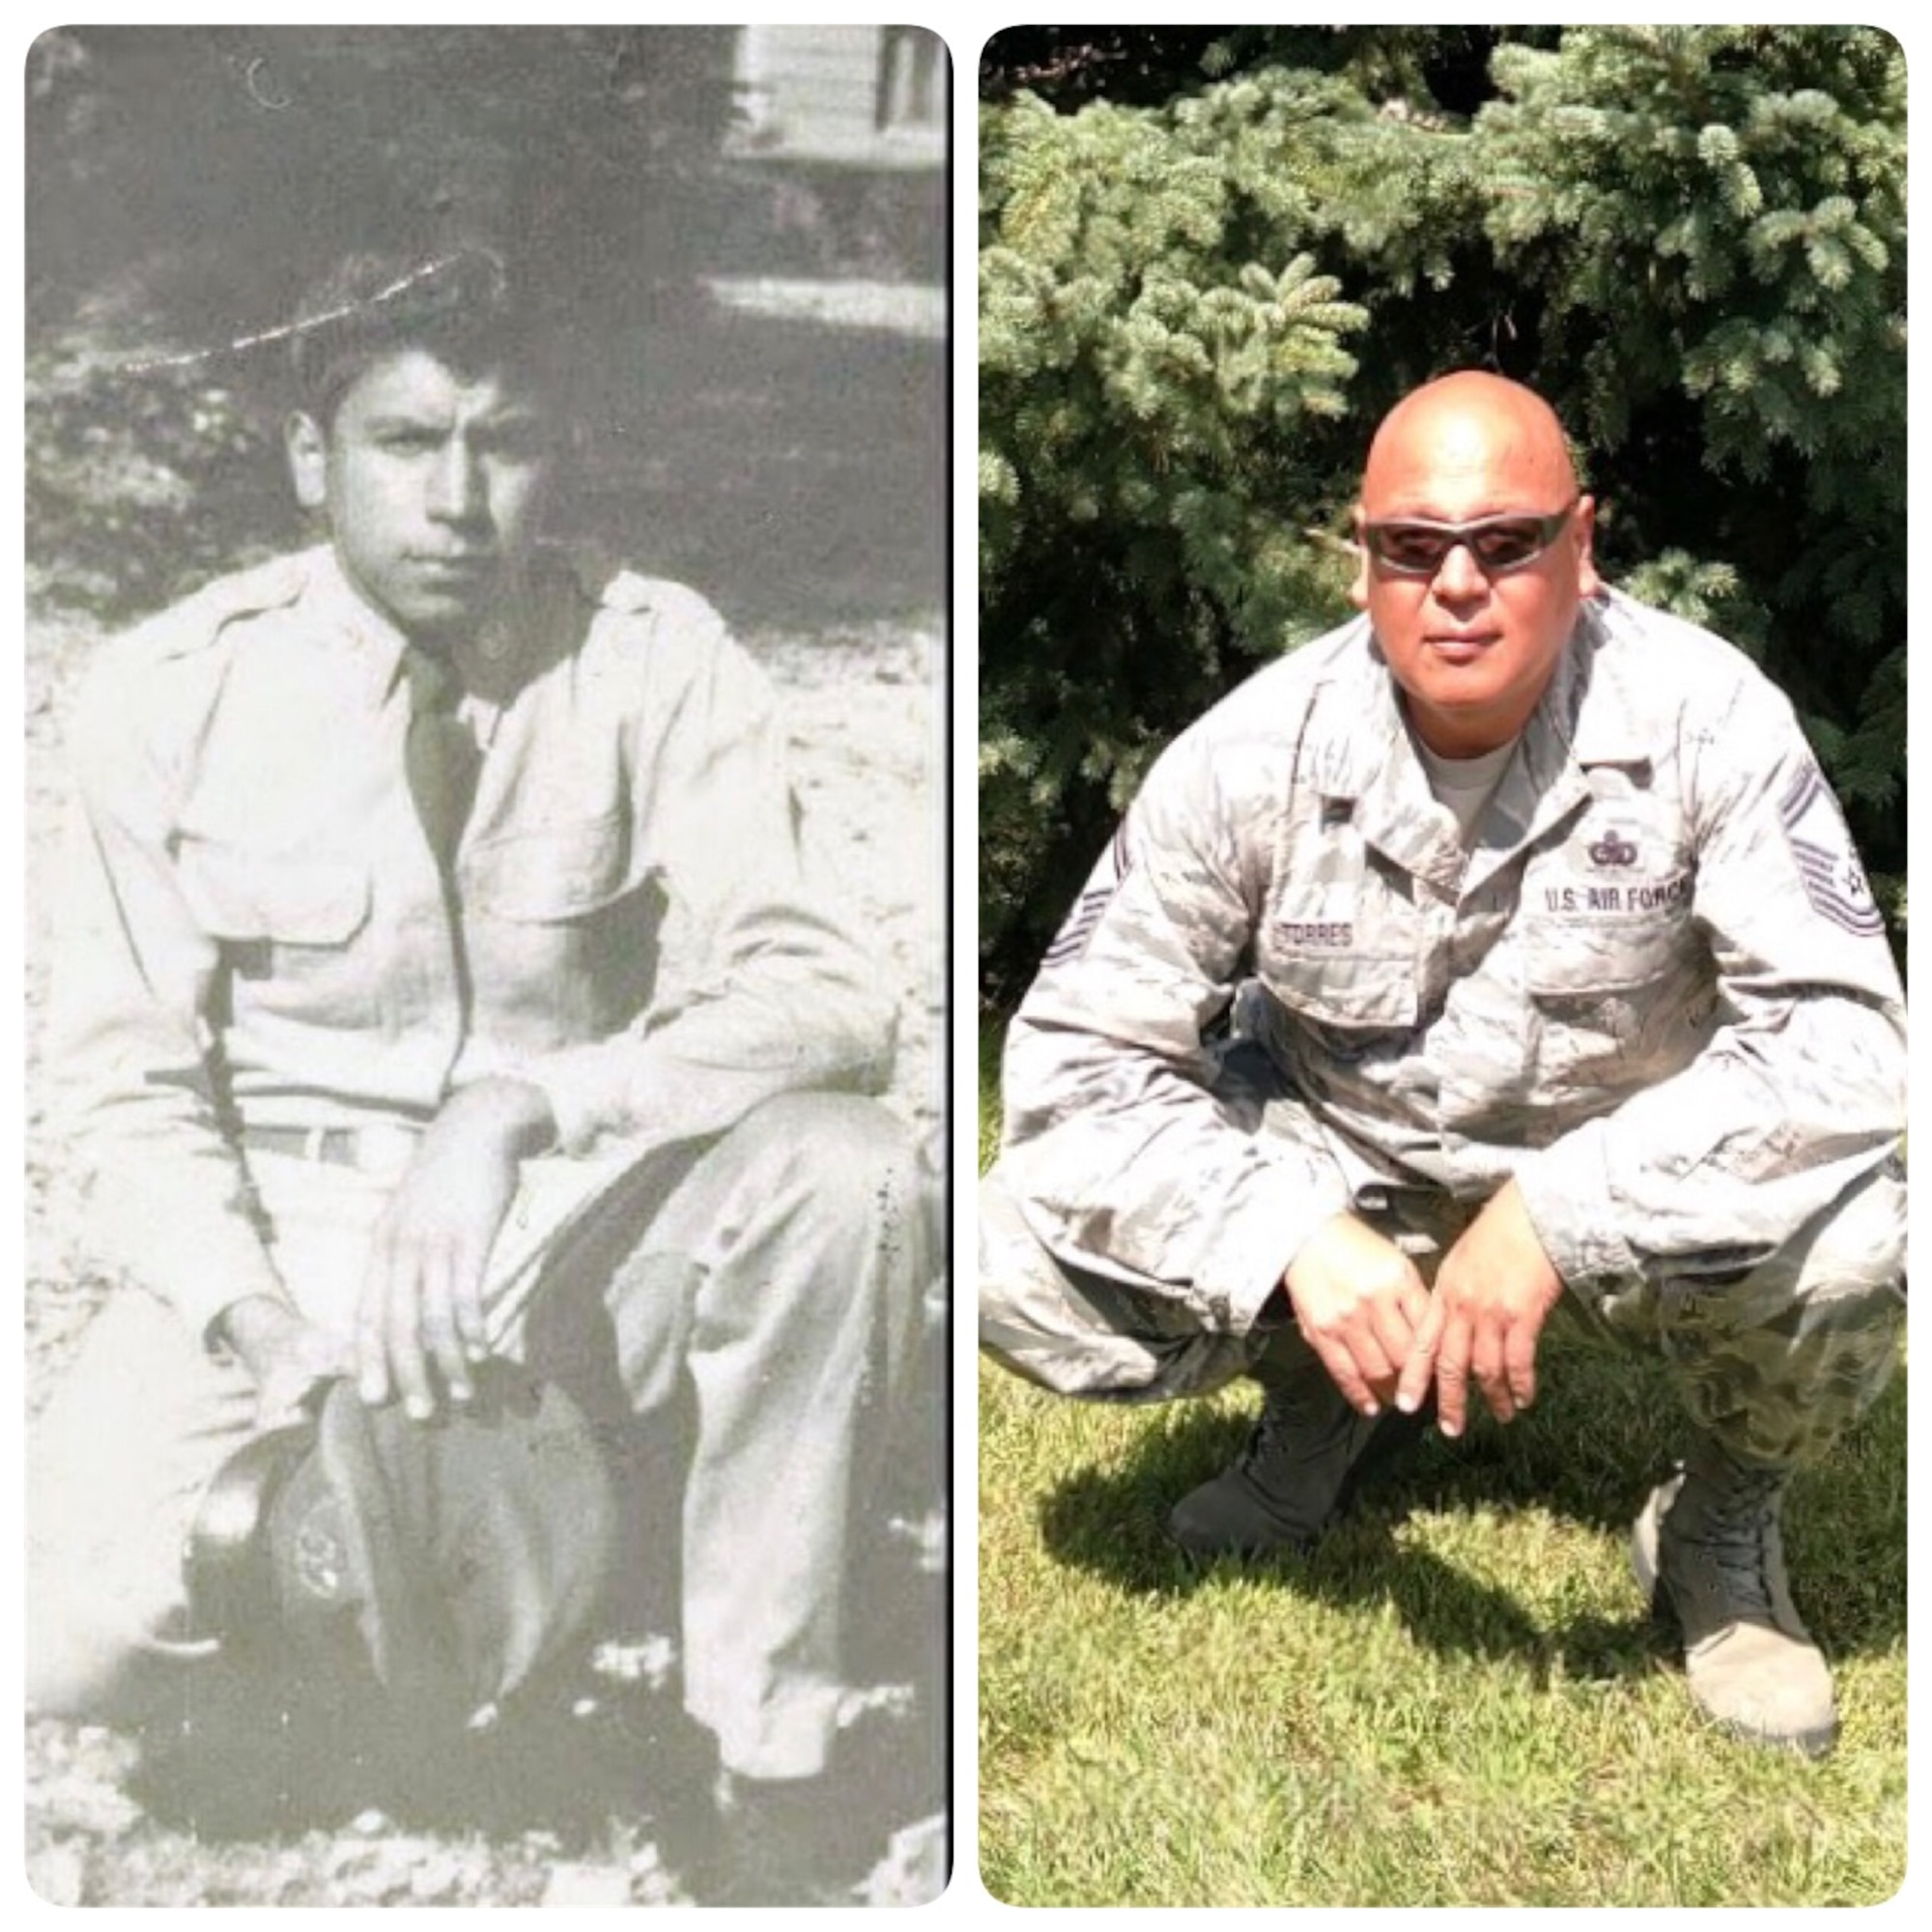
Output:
[33, 251, 932, 1901]
[981, 371, 1903, 1758]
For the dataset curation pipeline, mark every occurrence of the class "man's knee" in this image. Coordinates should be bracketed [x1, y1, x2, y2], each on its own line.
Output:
[623, 1093, 933, 1360]
[1650, 1160, 1906, 1462]
[27, 1293, 256, 1727]
[1785, 1157, 1906, 1303]
[729, 1089, 922, 1184]
[979, 1166, 1250, 1403]
[26, 1594, 122, 1721]
[29, 1422, 217, 1725]
[716, 1092, 930, 1264]
[1666, 1159, 1904, 1329]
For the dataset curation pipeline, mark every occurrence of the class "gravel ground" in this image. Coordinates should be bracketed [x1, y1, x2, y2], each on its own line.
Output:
[23, 605, 949, 1907]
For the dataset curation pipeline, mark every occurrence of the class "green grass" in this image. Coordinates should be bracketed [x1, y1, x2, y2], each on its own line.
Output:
[977, 1026, 1907, 1907]
[977, 1019, 1006, 1171]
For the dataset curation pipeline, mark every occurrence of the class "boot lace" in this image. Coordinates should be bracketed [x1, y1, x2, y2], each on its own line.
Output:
[1241, 1379, 1362, 1506]
[1680, 1463, 1785, 1620]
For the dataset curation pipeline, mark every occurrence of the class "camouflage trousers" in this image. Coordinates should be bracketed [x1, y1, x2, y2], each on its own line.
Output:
[980, 1115, 1905, 1469]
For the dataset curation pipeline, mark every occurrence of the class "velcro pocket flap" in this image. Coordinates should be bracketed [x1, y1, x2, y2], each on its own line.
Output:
[1264, 951, 1417, 1030]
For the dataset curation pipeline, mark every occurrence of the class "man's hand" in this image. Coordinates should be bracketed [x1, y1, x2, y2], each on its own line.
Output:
[216, 1294, 354, 1433]
[1282, 1211, 1434, 1416]
[356, 1078, 555, 1421]
[1396, 1179, 1563, 1437]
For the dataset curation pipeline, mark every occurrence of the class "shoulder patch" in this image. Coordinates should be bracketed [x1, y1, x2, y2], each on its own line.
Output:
[1778, 761, 1884, 937]
[1042, 819, 1133, 968]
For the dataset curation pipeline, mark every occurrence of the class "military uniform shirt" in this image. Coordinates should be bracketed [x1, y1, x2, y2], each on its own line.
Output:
[999, 588, 1905, 1336]
[54, 545, 894, 1338]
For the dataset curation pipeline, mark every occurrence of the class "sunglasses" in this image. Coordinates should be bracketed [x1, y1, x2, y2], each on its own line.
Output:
[1359, 502, 1577, 578]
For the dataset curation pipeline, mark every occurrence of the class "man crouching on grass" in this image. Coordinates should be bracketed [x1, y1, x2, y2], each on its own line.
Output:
[31, 248, 930, 1904]
[980, 370, 1903, 1759]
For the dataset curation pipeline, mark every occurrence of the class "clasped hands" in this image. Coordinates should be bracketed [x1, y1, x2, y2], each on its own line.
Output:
[218, 1078, 556, 1429]
[1282, 1180, 1564, 1437]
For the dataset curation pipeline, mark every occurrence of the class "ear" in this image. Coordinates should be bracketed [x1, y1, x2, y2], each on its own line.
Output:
[285, 411, 328, 513]
[1348, 507, 1371, 611]
[1573, 494, 1602, 600]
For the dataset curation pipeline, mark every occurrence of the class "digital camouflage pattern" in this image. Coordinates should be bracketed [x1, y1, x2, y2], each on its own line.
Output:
[982, 590, 1905, 1456]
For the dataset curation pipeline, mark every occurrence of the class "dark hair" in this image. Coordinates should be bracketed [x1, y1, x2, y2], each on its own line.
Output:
[286, 248, 553, 427]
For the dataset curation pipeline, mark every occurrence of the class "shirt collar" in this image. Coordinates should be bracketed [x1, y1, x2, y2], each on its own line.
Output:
[1293, 601, 1655, 889]
[1559, 590, 1662, 770]
[298, 545, 412, 707]
[1310, 596, 1653, 799]
[298, 544, 538, 708]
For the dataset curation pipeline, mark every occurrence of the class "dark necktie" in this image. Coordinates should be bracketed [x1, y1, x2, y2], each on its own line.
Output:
[402, 646, 481, 872]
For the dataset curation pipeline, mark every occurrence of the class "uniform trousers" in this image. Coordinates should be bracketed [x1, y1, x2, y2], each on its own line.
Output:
[980, 1084, 1904, 1467]
[30, 1091, 929, 1782]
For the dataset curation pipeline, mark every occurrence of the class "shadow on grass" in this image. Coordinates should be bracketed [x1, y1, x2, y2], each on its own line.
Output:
[1033, 1325, 1906, 1680]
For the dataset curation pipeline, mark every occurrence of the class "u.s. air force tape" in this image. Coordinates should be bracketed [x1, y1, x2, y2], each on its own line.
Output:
[1778, 761, 1884, 938]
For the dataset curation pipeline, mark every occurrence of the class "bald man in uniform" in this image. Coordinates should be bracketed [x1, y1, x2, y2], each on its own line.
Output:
[980, 372, 1905, 1757]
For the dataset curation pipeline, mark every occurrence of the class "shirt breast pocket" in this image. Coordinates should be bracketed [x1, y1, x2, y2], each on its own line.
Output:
[176, 838, 371, 951]
[465, 812, 638, 923]
[465, 813, 660, 1034]
[175, 837, 374, 1024]
[1523, 908, 1692, 999]
[1522, 910, 1704, 1091]
[1257, 863, 1420, 1061]
[1259, 949, 1419, 1065]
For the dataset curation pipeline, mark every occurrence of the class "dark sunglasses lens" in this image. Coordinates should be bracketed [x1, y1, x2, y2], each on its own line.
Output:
[1467, 519, 1548, 569]
[1369, 513, 1561, 574]
[1374, 526, 1451, 573]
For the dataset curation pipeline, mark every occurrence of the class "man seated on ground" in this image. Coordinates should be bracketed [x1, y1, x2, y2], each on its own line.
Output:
[31, 249, 931, 1902]
[980, 370, 1904, 1759]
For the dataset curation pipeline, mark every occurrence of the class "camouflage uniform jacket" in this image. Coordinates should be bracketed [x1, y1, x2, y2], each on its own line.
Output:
[998, 587, 1905, 1337]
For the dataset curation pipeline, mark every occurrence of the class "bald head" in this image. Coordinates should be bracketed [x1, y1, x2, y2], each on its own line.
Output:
[1349, 371, 1600, 758]
[1361, 371, 1578, 518]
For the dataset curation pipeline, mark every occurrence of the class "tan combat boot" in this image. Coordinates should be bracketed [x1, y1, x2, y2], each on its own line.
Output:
[1630, 1436, 1836, 1757]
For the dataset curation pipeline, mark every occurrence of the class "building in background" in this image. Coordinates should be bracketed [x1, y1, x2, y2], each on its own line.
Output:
[730, 25, 945, 171]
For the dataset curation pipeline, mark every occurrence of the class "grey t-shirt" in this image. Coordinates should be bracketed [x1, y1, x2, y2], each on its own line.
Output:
[1415, 732, 1519, 845]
